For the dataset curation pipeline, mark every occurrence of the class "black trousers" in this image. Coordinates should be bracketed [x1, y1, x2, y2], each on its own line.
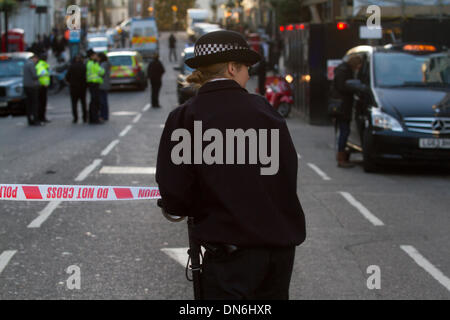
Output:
[150, 80, 162, 107]
[24, 86, 39, 125]
[201, 246, 295, 300]
[70, 86, 87, 122]
[38, 86, 48, 121]
[88, 83, 100, 123]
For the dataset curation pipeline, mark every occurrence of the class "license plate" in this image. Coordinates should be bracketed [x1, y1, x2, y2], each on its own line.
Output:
[0, 101, 7, 108]
[419, 138, 450, 149]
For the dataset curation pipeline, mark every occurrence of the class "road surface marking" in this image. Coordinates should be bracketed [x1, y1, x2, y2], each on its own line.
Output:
[307, 163, 331, 181]
[74, 159, 103, 182]
[100, 140, 120, 156]
[401, 245, 450, 292]
[27, 201, 62, 228]
[297, 153, 302, 159]
[159, 124, 165, 128]
[339, 191, 384, 226]
[119, 125, 133, 137]
[132, 113, 142, 124]
[161, 247, 205, 267]
[161, 248, 189, 267]
[111, 111, 138, 116]
[0, 250, 17, 275]
[142, 104, 151, 112]
[99, 166, 156, 175]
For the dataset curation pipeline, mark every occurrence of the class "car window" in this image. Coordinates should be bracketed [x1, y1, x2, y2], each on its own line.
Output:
[145, 27, 155, 36]
[183, 52, 195, 74]
[109, 55, 133, 66]
[0, 60, 25, 77]
[132, 28, 142, 37]
[374, 52, 450, 87]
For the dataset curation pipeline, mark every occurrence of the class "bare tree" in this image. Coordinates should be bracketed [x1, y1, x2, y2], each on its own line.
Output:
[142, 0, 151, 17]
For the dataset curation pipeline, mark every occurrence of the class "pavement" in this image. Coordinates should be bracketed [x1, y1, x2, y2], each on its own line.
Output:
[0, 31, 449, 300]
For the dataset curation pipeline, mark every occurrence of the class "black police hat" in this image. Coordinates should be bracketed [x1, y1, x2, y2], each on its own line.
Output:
[185, 30, 261, 69]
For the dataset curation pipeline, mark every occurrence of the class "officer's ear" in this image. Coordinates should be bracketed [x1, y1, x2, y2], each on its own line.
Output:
[226, 62, 239, 77]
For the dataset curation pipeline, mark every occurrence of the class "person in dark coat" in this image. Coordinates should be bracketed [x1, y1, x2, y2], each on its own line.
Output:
[65, 55, 87, 123]
[169, 33, 177, 62]
[147, 53, 165, 108]
[332, 55, 363, 168]
[257, 47, 267, 96]
[23, 54, 41, 126]
[156, 30, 306, 300]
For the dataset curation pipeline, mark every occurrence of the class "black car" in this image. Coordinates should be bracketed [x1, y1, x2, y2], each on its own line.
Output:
[174, 46, 197, 104]
[0, 52, 34, 116]
[343, 43, 450, 172]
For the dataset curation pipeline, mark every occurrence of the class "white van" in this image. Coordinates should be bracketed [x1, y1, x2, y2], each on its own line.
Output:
[186, 9, 209, 37]
[130, 17, 159, 60]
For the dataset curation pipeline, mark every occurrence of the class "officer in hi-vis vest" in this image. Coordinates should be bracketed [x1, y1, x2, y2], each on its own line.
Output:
[36, 53, 50, 123]
[86, 49, 105, 124]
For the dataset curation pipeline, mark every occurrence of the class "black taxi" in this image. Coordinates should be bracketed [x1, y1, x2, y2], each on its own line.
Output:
[343, 43, 450, 172]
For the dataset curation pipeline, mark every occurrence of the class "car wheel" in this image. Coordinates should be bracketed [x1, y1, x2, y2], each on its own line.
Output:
[277, 102, 291, 118]
[362, 129, 378, 173]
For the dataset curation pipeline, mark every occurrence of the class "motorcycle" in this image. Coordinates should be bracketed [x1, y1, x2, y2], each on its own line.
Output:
[263, 74, 294, 118]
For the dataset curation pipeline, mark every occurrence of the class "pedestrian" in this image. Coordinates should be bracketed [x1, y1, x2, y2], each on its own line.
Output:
[169, 33, 177, 62]
[155, 30, 306, 300]
[86, 49, 105, 124]
[98, 52, 110, 121]
[332, 55, 363, 168]
[66, 55, 87, 123]
[23, 54, 41, 126]
[147, 53, 165, 108]
[36, 53, 51, 123]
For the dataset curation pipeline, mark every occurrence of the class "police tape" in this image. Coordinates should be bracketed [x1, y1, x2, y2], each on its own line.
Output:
[0, 184, 161, 201]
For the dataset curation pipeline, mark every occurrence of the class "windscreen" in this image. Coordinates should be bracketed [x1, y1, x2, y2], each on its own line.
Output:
[0, 60, 25, 78]
[109, 55, 133, 66]
[374, 52, 450, 88]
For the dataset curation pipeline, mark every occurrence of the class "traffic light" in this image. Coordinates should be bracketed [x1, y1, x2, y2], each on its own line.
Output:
[172, 5, 178, 12]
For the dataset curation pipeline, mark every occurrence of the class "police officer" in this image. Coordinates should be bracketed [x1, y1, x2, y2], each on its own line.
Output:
[23, 54, 41, 126]
[86, 49, 105, 124]
[36, 53, 51, 123]
[156, 30, 306, 300]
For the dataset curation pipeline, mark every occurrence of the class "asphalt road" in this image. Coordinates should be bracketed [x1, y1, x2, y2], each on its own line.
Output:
[1, 32, 449, 300]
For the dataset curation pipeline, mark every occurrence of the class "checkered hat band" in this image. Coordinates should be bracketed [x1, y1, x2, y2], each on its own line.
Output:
[195, 43, 248, 56]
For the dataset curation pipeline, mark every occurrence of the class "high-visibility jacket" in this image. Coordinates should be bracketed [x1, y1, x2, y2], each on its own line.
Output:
[36, 60, 50, 87]
[86, 60, 105, 84]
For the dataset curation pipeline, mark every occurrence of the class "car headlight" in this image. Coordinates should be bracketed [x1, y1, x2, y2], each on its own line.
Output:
[9, 86, 23, 97]
[371, 107, 403, 132]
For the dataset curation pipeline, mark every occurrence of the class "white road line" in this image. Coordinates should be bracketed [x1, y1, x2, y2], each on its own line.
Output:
[0, 250, 17, 275]
[111, 111, 138, 116]
[401, 245, 450, 292]
[142, 104, 151, 112]
[159, 124, 165, 128]
[74, 159, 102, 182]
[297, 153, 302, 159]
[99, 166, 156, 174]
[307, 163, 331, 181]
[339, 191, 384, 226]
[161, 247, 205, 267]
[27, 201, 62, 228]
[161, 248, 189, 267]
[119, 125, 133, 137]
[132, 113, 142, 123]
[100, 139, 120, 156]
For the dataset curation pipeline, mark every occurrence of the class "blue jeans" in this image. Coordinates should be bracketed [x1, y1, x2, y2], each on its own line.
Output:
[337, 120, 351, 152]
[99, 89, 109, 120]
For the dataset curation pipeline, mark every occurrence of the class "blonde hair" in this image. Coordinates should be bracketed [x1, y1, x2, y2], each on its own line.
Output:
[185, 62, 244, 89]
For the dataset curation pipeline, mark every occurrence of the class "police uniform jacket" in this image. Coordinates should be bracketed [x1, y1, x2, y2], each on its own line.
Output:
[156, 79, 306, 247]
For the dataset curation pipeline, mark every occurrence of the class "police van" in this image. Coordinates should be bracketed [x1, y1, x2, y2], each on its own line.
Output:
[343, 43, 450, 171]
[130, 17, 159, 60]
